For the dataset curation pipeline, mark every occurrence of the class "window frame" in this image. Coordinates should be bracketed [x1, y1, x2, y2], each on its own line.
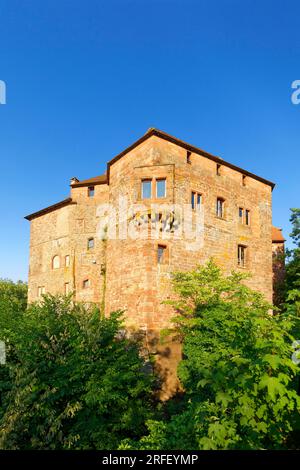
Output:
[38, 286, 45, 297]
[52, 255, 60, 269]
[245, 209, 250, 226]
[87, 237, 95, 250]
[88, 186, 95, 198]
[157, 244, 167, 264]
[216, 198, 225, 218]
[191, 191, 202, 211]
[141, 179, 152, 199]
[156, 178, 167, 198]
[238, 244, 247, 268]
[82, 279, 90, 289]
[239, 207, 244, 223]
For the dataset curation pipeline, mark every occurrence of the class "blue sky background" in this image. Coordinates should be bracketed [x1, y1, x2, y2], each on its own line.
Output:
[0, 0, 299, 281]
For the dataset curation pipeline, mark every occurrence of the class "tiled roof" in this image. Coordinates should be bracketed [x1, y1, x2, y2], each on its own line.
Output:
[272, 226, 285, 242]
[71, 174, 107, 187]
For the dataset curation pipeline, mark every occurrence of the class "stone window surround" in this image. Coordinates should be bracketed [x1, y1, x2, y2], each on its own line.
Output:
[141, 177, 167, 200]
[237, 244, 248, 268]
[238, 207, 251, 226]
[216, 197, 226, 219]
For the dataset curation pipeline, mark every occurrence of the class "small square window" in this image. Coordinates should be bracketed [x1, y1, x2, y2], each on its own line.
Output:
[141, 180, 152, 199]
[157, 245, 167, 264]
[88, 238, 94, 250]
[83, 279, 90, 289]
[238, 245, 247, 267]
[156, 179, 166, 198]
[88, 186, 95, 198]
[216, 198, 225, 218]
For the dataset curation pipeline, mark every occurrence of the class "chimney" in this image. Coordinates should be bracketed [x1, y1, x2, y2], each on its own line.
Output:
[70, 177, 79, 186]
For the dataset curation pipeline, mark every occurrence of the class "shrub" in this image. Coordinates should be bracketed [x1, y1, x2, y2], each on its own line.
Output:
[125, 262, 300, 450]
[0, 294, 154, 449]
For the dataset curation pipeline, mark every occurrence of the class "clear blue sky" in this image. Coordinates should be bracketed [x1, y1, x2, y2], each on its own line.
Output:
[0, 0, 299, 281]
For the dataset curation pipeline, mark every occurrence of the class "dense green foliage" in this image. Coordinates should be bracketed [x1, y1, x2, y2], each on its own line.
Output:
[0, 293, 154, 449]
[285, 209, 300, 322]
[1, 214, 300, 451]
[122, 262, 300, 450]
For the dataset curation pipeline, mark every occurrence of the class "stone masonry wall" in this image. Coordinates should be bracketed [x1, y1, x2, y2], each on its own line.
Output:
[28, 135, 273, 329]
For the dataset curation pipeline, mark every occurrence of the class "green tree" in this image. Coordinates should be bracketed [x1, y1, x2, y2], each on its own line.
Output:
[285, 209, 300, 320]
[0, 280, 27, 420]
[123, 262, 300, 450]
[0, 295, 154, 449]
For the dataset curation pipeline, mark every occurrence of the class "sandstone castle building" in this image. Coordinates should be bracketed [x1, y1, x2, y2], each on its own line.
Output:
[26, 128, 285, 331]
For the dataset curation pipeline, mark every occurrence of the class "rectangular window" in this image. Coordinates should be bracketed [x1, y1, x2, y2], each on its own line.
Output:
[83, 279, 90, 289]
[191, 191, 196, 210]
[238, 245, 246, 267]
[38, 286, 45, 297]
[245, 209, 250, 226]
[191, 192, 202, 210]
[242, 175, 246, 186]
[156, 178, 166, 198]
[65, 255, 70, 267]
[87, 238, 94, 250]
[65, 282, 70, 295]
[239, 207, 244, 222]
[187, 151, 191, 164]
[141, 180, 152, 199]
[216, 164, 221, 176]
[157, 245, 167, 264]
[88, 186, 95, 198]
[216, 198, 224, 218]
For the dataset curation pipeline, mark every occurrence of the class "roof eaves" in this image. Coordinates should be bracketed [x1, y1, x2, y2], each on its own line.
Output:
[25, 198, 76, 221]
[107, 128, 275, 189]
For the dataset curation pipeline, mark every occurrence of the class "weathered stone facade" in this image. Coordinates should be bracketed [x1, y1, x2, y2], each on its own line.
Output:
[26, 128, 282, 330]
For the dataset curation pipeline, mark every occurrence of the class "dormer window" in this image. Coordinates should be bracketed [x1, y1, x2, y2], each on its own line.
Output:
[88, 186, 95, 198]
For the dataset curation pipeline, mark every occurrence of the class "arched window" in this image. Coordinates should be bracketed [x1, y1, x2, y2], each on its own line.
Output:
[52, 255, 60, 269]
